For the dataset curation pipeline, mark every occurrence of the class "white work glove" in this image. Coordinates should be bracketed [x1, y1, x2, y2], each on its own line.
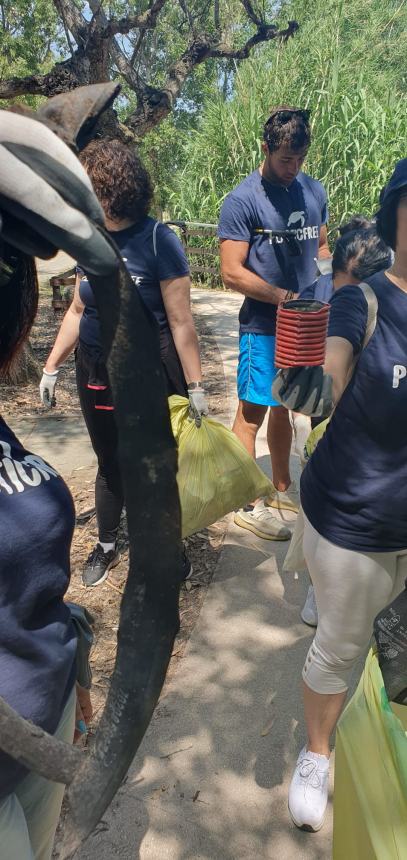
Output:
[188, 384, 208, 428]
[39, 368, 59, 408]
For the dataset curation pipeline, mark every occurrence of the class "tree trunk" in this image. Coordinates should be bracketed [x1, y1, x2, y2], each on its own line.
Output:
[1, 341, 42, 386]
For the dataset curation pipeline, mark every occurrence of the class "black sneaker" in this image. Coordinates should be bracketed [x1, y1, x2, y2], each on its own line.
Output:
[82, 544, 120, 587]
[182, 549, 193, 581]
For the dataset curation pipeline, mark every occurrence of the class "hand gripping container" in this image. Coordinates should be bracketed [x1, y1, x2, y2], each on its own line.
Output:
[275, 299, 330, 368]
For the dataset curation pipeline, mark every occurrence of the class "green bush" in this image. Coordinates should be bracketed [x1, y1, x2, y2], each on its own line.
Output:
[169, 0, 407, 234]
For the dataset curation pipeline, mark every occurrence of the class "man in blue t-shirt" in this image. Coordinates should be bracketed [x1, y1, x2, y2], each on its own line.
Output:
[218, 106, 330, 540]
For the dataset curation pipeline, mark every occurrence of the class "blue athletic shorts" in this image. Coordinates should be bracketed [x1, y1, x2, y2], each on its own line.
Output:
[237, 332, 280, 407]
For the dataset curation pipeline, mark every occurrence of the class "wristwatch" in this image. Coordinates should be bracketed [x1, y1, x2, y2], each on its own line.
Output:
[187, 381, 203, 390]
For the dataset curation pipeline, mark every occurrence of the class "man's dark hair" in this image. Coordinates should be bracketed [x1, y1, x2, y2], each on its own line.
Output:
[0, 245, 38, 371]
[80, 139, 154, 224]
[263, 106, 311, 153]
[376, 188, 407, 251]
[332, 226, 391, 280]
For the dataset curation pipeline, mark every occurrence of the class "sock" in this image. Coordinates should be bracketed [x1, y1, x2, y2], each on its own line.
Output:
[99, 541, 115, 554]
[292, 413, 312, 459]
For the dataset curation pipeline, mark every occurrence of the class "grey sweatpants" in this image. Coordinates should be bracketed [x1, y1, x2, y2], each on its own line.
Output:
[0, 686, 76, 860]
[302, 514, 407, 695]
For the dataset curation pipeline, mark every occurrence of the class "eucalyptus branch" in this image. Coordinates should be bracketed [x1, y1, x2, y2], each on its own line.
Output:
[102, 0, 168, 38]
[52, 0, 87, 46]
[240, 0, 263, 26]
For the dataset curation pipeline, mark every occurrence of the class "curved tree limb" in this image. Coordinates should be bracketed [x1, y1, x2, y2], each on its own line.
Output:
[59, 230, 183, 860]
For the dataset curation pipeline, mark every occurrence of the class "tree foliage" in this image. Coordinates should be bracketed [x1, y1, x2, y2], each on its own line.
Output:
[0, 1, 298, 137]
[0, 1, 60, 72]
[169, 0, 407, 229]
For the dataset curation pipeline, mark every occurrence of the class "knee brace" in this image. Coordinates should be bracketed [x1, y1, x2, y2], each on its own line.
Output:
[302, 637, 357, 695]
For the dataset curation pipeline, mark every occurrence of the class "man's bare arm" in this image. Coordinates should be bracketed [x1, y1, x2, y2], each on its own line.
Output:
[219, 239, 289, 304]
[318, 224, 331, 259]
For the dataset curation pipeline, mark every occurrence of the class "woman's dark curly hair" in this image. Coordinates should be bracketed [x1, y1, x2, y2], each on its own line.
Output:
[332, 226, 391, 280]
[80, 139, 154, 224]
[263, 105, 311, 153]
[338, 214, 372, 236]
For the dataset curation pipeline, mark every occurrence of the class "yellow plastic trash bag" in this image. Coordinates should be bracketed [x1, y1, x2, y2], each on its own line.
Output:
[333, 648, 407, 860]
[282, 507, 306, 572]
[169, 396, 272, 538]
[304, 417, 330, 460]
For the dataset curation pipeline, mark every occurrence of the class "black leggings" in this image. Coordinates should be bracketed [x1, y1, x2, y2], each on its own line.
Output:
[76, 336, 187, 544]
[76, 347, 123, 543]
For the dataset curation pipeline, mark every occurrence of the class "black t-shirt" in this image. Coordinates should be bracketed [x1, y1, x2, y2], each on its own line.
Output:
[0, 418, 76, 799]
[79, 217, 190, 352]
[301, 271, 407, 552]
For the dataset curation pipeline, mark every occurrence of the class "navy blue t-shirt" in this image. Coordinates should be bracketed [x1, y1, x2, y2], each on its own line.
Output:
[79, 217, 190, 352]
[218, 170, 328, 335]
[301, 271, 407, 552]
[0, 419, 77, 799]
[300, 273, 333, 303]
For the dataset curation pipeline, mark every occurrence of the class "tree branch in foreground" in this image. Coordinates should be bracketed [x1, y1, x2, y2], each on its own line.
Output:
[0, 695, 82, 785]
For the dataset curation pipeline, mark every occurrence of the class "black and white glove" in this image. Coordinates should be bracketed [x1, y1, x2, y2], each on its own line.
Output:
[188, 383, 208, 427]
[0, 85, 120, 275]
[39, 368, 59, 408]
[272, 366, 333, 417]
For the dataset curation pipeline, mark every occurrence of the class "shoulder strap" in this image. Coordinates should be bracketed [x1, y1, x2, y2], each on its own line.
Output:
[152, 221, 159, 258]
[357, 282, 378, 350]
[333, 281, 378, 410]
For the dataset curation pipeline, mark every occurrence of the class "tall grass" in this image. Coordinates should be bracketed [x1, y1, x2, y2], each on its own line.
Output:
[169, 0, 407, 232]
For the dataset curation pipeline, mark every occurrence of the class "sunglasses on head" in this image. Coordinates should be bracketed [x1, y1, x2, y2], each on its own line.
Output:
[265, 108, 311, 126]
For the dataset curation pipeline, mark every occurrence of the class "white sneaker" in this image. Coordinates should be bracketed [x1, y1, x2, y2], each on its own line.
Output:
[266, 481, 300, 513]
[234, 500, 291, 541]
[301, 585, 318, 627]
[288, 747, 330, 831]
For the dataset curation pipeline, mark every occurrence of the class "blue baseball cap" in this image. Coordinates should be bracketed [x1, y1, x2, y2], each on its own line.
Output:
[379, 158, 407, 207]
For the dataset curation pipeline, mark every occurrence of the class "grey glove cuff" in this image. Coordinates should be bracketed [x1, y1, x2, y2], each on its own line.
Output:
[272, 366, 334, 417]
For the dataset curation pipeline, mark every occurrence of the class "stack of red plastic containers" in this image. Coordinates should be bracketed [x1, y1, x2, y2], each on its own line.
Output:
[275, 299, 330, 368]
